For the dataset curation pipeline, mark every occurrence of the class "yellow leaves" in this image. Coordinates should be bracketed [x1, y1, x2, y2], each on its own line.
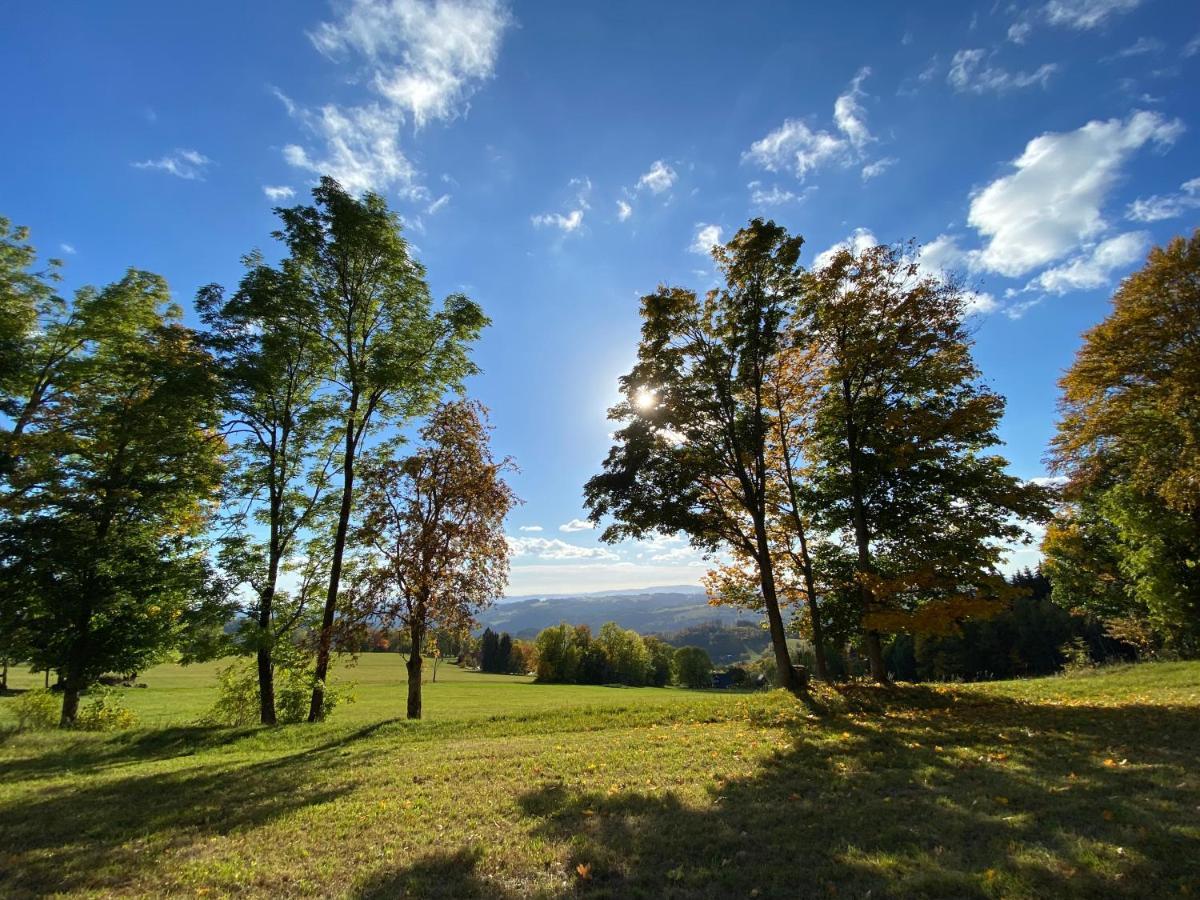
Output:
[575, 863, 592, 881]
[1103, 757, 1128, 768]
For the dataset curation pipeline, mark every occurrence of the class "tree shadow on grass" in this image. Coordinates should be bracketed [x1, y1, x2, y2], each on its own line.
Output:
[355, 846, 520, 899]
[0, 739, 359, 898]
[516, 693, 1200, 898]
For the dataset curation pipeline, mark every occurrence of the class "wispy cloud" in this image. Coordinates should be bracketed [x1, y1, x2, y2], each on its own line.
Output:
[744, 68, 891, 182]
[1126, 176, 1200, 222]
[947, 49, 1059, 94]
[132, 149, 213, 180]
[637, 160, 677, 194]
[689, 223, 723, 255]
[263, 185, 296, 201]
[559, 518, 595, 533]
[281, 0, 513, 195]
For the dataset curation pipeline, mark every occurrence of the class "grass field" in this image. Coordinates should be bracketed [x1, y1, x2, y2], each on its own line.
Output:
[1, 659, 1198, 898]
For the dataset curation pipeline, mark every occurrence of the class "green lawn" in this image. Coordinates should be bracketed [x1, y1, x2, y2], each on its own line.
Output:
[0, 654, 719, 728]
[1, 659, 1198, 898]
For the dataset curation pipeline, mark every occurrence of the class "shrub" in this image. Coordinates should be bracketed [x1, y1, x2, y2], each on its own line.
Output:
[13, 688, 60, 731]
[75, 687, 139, 731]
[202, 660, 350, 726]
[673, 646, 713, 689]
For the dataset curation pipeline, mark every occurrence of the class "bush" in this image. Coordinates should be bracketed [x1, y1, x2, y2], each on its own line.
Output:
[202, 660, 350, 726]
[13, 688, 60, 731]
[75, 687, 138, 731]
[673, 646, 713, 689]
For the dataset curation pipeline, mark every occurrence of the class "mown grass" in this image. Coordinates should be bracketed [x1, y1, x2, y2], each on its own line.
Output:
[1, 661, 1197, 898]
[0, 654, 719, 728]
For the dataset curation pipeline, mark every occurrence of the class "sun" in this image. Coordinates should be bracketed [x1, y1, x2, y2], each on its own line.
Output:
[633, 386, 656, 411]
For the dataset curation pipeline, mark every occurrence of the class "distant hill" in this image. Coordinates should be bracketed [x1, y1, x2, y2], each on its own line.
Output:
[477, 587, 753, 639]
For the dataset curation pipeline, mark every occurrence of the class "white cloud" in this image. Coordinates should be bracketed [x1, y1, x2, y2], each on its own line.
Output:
[1126, 176, 1200, 221]
[1026, 230, 1149, 294]
[832, 67, 873, 150]
[532, 177, 589, 233]
[616, 199, 632, 221]
[1008, 21, 1033, 43]
[813, 227, 878, 270]
[967, 110, 1183, 277]
[282, 103, 419, 196]
[1185, 33, 1200, 58]
[309, 0, 512, 129]
[861, 157, 896, 180]
[637, 160, 677, 194]
[426, 193, 450, 214]
[748, 181, 805, 205]
[689, 223, 723, 255]
[283, 0, 512, 195]
[506, 536, 615, 560]
[263, 185, 296, 201]
[59, 243, 76, 255]
[132, 149, 213, 180]
[559, 518, 595, 533]
[1043, 0, 1142, 30]
[531, 209, 583, 232]
[947, 49, 1058, 94]
[517, 524, 543, 532]
[743, 67, 888, 181]
[1106, 36, 1164, 59]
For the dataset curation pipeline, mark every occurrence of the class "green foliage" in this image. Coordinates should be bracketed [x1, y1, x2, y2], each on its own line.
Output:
[203, 659, 348, 726]
[672, 646, 714, 689]
[595, 622, 651, 686]
[11, 688, 59, 732]
[0, 266, 227, 723]
[642, 636, 674, 687]
[74, 688, 138, 731]
[1046, 230, 1200, 652]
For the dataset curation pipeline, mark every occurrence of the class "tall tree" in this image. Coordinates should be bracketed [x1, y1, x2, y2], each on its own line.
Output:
[803, 243, 1051, 680]
[356, 400, 516, 719]
[0, 271, 225, 723]
[197, 255, 337, 725]
[1044, 230, 1200, 650]
[585, 219, 807, 692]
[272, 178, 488, 722]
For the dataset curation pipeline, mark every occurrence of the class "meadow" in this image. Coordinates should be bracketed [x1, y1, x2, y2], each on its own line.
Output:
[1, 659, 1198, 898]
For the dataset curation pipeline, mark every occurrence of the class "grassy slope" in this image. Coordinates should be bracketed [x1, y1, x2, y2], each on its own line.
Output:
[0, 661, 1197, 898]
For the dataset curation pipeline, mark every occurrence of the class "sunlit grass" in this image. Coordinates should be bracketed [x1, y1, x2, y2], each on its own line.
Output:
[1, 661, 1197, 898]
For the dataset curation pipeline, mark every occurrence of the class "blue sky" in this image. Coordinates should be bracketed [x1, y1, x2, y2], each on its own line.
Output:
[3, 0, 1198, 595]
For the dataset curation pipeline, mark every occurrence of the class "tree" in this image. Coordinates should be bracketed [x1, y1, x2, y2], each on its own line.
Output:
[356, 400, 516, 719]
[673, 646, 713, 689]
[802, 243, 1051, 680]
[585, 220, 808, 693]
[643, 635, 675, 686]
[533, 623, 581, 682]
[496, 633, 514, 675]
[197, 256, 336, 725]
[595, 622, 651, 685]
[271, 178, 489, 722]
[0, 271, 225, 723]
[480, 628, 501, 673]
[1044, 230, 1200, 650]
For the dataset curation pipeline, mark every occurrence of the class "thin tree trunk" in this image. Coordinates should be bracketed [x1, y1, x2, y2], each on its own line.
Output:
[309, 402, 358, 723]
[256, 623, 277, 726]
[60, 684, 81, 725]
[842, 386, 888, 684]
[406, 635, 423, 720]
[753, 514, 801, 693]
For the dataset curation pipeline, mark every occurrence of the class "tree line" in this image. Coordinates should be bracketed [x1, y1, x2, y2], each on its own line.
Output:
[0, 178, 515, 725]
[585, 222, 1200, 690]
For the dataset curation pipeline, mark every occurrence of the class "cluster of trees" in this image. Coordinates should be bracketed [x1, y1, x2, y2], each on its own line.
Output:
[533, 621, 714, 688]
[1042, 232, 1200, 656]
[586, 221, 1052, 690]
[0, 178, 515, 725]
[477, 628, 534, 675]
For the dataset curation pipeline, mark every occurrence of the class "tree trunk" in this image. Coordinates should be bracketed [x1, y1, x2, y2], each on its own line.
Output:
[256, 641, 276, 727]
[406, 647, 423, 720]
[753, 514, 801, 694]
[796, 536, 831, 682]
[309, 401, 358, 723]
[60, 685, 81, 726]
[864, 630, 886, 682]
[842, 384, 889, 684]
